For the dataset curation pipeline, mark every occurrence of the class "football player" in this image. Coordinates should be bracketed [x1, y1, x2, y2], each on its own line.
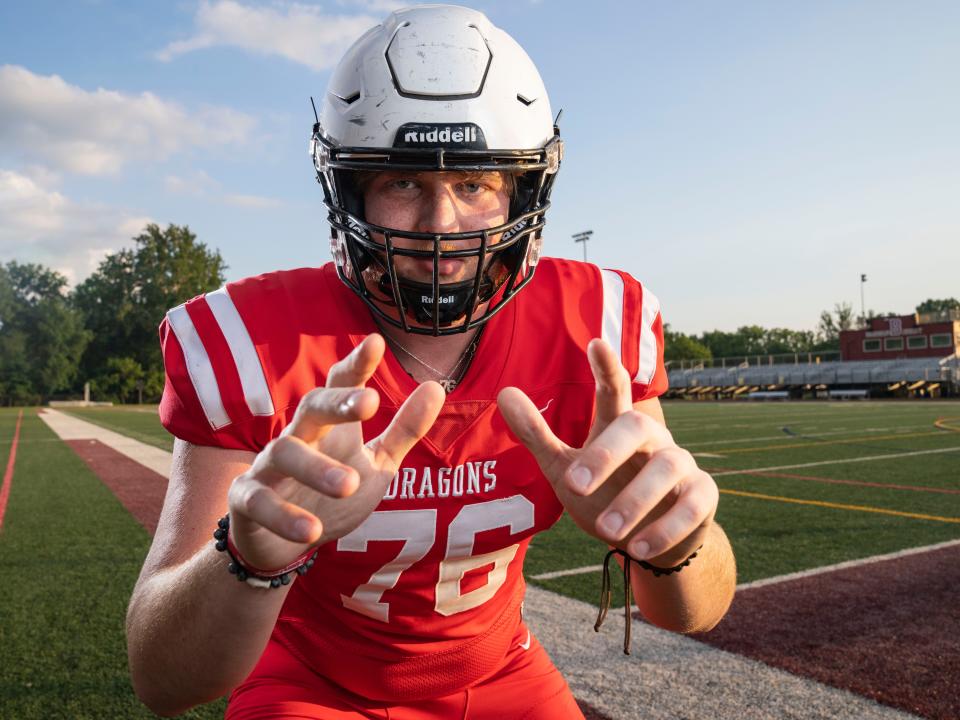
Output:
[127, 5, 736, 719]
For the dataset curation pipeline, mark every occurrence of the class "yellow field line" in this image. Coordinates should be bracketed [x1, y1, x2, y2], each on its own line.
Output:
[719, 430, 947, 454]
[719, 488, 960, 524]
[935, 417, 960, 432]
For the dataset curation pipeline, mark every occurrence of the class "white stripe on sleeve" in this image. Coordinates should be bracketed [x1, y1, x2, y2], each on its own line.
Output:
[166, 303, 231, 430]
[205, 287, 276, 417]
[635, 284, 661, 385]
[600, 269, 625, 360]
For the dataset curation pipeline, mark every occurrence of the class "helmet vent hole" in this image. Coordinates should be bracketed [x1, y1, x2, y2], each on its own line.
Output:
[516, 94, 535, 106]
[336, 91, 361, 105]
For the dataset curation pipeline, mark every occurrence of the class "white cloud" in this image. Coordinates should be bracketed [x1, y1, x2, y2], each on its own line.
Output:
[0, 168, 152, 285]
[222, 193, 282, 209]
[156, 1, 379, 72]
[164, 170, 281, 208]
[165, 170, 219, 195]
[0, 64, 256, 177]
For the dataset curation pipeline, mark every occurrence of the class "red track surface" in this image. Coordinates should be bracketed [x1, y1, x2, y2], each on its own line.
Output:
[0, 409, 24, 532]
[695, 543, 960, 720]
[65, 439, 168, 535]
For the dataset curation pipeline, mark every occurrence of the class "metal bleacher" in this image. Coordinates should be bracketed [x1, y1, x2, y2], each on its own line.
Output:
[668, 353, 960, 393]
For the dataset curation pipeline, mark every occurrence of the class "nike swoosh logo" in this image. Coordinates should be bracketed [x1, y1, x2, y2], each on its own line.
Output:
[537, 399, 554, 414]
[518, 630, 531, 650]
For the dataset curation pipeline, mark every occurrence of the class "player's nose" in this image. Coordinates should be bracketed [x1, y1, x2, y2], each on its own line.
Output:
[415, 183, 461, 235]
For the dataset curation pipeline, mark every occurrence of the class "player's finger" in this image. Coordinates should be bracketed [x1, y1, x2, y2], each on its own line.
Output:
[566, 408, 672, 496]
[623, 470, 718, 560]
[593, 447, 697, 542]
[282, 386, 380, 444]
[326, 334, 385, 389]
[373, 381, 446, 468]
[497, 386, 570, 480]
[228, 474, 323, 544]
[587, 338, 633, 437]
[252, 435, 359, 498]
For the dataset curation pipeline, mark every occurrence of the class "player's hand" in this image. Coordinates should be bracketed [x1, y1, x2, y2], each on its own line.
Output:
[497, 338, 718, 567]
[227, 334, 445, 572]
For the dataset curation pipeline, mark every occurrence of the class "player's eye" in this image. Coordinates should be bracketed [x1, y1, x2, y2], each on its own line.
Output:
[391, 178, 418, 191]
[459, 182, 484, 195]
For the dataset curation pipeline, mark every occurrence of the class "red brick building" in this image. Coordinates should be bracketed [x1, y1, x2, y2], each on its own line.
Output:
[840, 310, 960, 361]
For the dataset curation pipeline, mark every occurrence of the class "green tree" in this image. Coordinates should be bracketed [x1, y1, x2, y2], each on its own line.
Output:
[915, 298, 960, 314]
[0, 262, 91, 404]
[663, 325, 712, 362]
[816, 302, 856, 349]
[91, 356, 145, 404]
[73, 223, 227, 386]
[763, 327, 817, 354]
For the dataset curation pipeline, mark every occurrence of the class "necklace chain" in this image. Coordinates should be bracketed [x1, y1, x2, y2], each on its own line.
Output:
[386, 331, 482, 393]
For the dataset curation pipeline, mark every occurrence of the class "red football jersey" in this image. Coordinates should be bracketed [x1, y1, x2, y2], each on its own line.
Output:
[159, 258, 667, 702]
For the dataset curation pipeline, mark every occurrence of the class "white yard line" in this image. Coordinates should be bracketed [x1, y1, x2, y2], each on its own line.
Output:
[737, 538, 960, 590]
[711, 444, 960, 477]
[38, 409, 171, 478]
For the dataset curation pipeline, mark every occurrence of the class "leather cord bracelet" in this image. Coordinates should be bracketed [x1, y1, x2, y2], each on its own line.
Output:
[594, 545, 703, 654]
[213, 514, 318, 589]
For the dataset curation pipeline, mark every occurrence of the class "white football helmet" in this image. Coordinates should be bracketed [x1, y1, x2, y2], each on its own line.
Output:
[311, 4, 563, 335]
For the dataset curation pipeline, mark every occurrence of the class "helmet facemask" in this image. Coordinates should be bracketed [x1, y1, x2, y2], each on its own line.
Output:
[313, 129, 560, 335]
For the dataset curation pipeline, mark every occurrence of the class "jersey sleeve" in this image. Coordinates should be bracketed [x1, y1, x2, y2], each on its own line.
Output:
[158, 290, 278, 452]
[598, 269, 668, 403]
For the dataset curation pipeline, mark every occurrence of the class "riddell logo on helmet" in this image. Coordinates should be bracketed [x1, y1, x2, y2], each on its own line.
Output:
[422, 295, 456, 305]
[394, 123, 487, 150]
[404, 126, 478, 144]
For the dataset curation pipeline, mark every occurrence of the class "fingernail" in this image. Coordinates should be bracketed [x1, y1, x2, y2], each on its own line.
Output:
[338, 391, 361, 414]
[296, 518, 315, 541]
[599, 512, 623, 536]
[630, 540, 651, 560]
[570, 465, 592, 492]
[324, 467, 348, 487]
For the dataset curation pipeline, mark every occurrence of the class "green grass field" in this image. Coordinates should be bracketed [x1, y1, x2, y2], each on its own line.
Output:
[527, 400, 960, 603]
[0, 408, 224, 720]
[1, 400, 958, 718]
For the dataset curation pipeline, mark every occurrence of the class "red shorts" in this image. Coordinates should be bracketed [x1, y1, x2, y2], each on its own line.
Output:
[226, 625, 585, 720]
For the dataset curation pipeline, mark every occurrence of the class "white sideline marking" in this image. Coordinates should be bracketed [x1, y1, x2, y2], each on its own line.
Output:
[737, 538, 960, 591]
[712, 444, 960, 476]
[38, 409, 171, 478]
[693, 452, 726, 458]
[531, 565, 603, 581]
[532, 538, 960, 591]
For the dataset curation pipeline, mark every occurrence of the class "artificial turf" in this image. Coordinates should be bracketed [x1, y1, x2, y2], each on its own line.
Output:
[0, 409, 225, 719]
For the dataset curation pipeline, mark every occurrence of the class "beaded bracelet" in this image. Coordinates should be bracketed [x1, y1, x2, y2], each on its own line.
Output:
[594, 546, 703, 655]
[213, 514, 318, 589]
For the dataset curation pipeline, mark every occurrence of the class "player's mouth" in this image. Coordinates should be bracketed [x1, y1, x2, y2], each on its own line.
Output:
[413, 258, 465, 278]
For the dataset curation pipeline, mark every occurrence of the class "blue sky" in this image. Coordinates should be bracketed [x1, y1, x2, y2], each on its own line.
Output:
[1, 0, 957, 334]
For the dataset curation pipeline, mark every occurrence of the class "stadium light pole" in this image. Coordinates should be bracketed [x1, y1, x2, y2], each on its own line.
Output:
[860, 273, 867, 327]
[572, 230, 593, 262]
